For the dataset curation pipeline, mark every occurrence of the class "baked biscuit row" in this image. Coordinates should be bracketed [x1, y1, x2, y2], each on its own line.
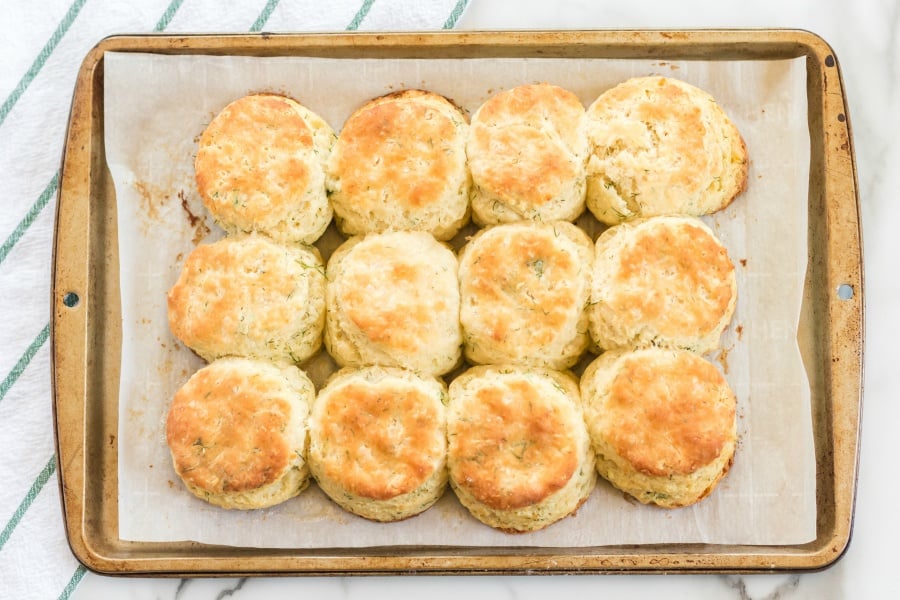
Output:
[163, 349, 734, 525]
[192, 78, 747, 244]
[167, 215, 738, 375]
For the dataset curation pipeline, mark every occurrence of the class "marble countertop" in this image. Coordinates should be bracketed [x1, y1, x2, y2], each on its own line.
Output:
[3, 1, 894, 598]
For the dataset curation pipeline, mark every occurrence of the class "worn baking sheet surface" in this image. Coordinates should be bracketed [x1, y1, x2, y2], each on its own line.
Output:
[105, 52, 813, 548]
[52, 30, 863, 574]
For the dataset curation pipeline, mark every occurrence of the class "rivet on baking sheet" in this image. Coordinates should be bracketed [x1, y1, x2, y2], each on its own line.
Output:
[837, 284, 853, 300]
[63, 292, 80, 308]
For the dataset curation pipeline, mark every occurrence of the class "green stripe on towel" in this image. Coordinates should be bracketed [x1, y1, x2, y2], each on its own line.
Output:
[346, 0, 376, 30]
[154, 0, 186, 31]
[0, 172, 58, 267]
[443, 0, 469, 29]
[57, 565, 87, 600]
[0, 323, 50, 404]
[250, 0, 282, 32]
[0, 455, 56, 551]
[0, 0, 88, 127]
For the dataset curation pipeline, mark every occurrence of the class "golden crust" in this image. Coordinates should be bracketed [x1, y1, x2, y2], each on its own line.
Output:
[308, 366, 447, 521]
[581, 348, 736, 507]
[167, 235, 326, 364]
[588, 216, 736, 354]
[458, 222, 592, 369]
[451, 378, 577, 509]
[447, 366, 595, 531]
[584, 76, 748, 224]
[195, 94, 334, 244]
[165, 358, 313, 509]
[472, 83, 585, 149]
[468, 83, 587, 225]
[325, 231, 462, 376]
[604, 352, 732, 476]
[326, 89, 470, 240]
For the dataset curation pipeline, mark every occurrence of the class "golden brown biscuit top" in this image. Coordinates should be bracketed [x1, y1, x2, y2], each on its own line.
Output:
[610, 219, 734, 337]
[195, 94, 316, 227]
[473, 83, 585, 151]
[314, 380, 445, 500]
[449, 376, 579, 510]
[589, 77, 710, 180]
[587, 76, 738, 209]
[166, 367, 293, 494]
[468, 125, 578, 208]
[166, 237, 319, 358]
[337, 239, 454, 355]
[469, 83, 585, 212]
[602, 351, 735, 476]
[461, 225, 580, 347]
[330, 91, 465, 210]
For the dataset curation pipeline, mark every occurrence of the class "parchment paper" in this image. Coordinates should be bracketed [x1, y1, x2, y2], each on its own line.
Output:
[106, 51, 814, 547]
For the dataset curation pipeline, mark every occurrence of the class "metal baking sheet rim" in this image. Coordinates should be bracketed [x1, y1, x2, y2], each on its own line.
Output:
[50, 29, 864, 576]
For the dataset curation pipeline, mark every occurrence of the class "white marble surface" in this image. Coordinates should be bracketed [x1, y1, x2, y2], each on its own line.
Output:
[74, 1, 897, 598]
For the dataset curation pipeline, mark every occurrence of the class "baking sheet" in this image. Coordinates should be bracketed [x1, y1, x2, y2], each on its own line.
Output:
[105, 52, 814, 548]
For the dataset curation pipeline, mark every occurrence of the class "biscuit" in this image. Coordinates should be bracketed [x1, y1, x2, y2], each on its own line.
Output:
[447, 366, 596, 532]
[325, 231, 462, 376]
[584, 76, 748, 225]
[326, 89, 471, 240]
[308, 366, 448, 522]
[195, 94, 335, 244]
[467, 83, 588, 225]
[580, 348, 736, 508]
[458, 221, 593, 370]
[165, 357, 314, 509]
[167, 235, 326, 364]
[588, 216, 736, 354]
